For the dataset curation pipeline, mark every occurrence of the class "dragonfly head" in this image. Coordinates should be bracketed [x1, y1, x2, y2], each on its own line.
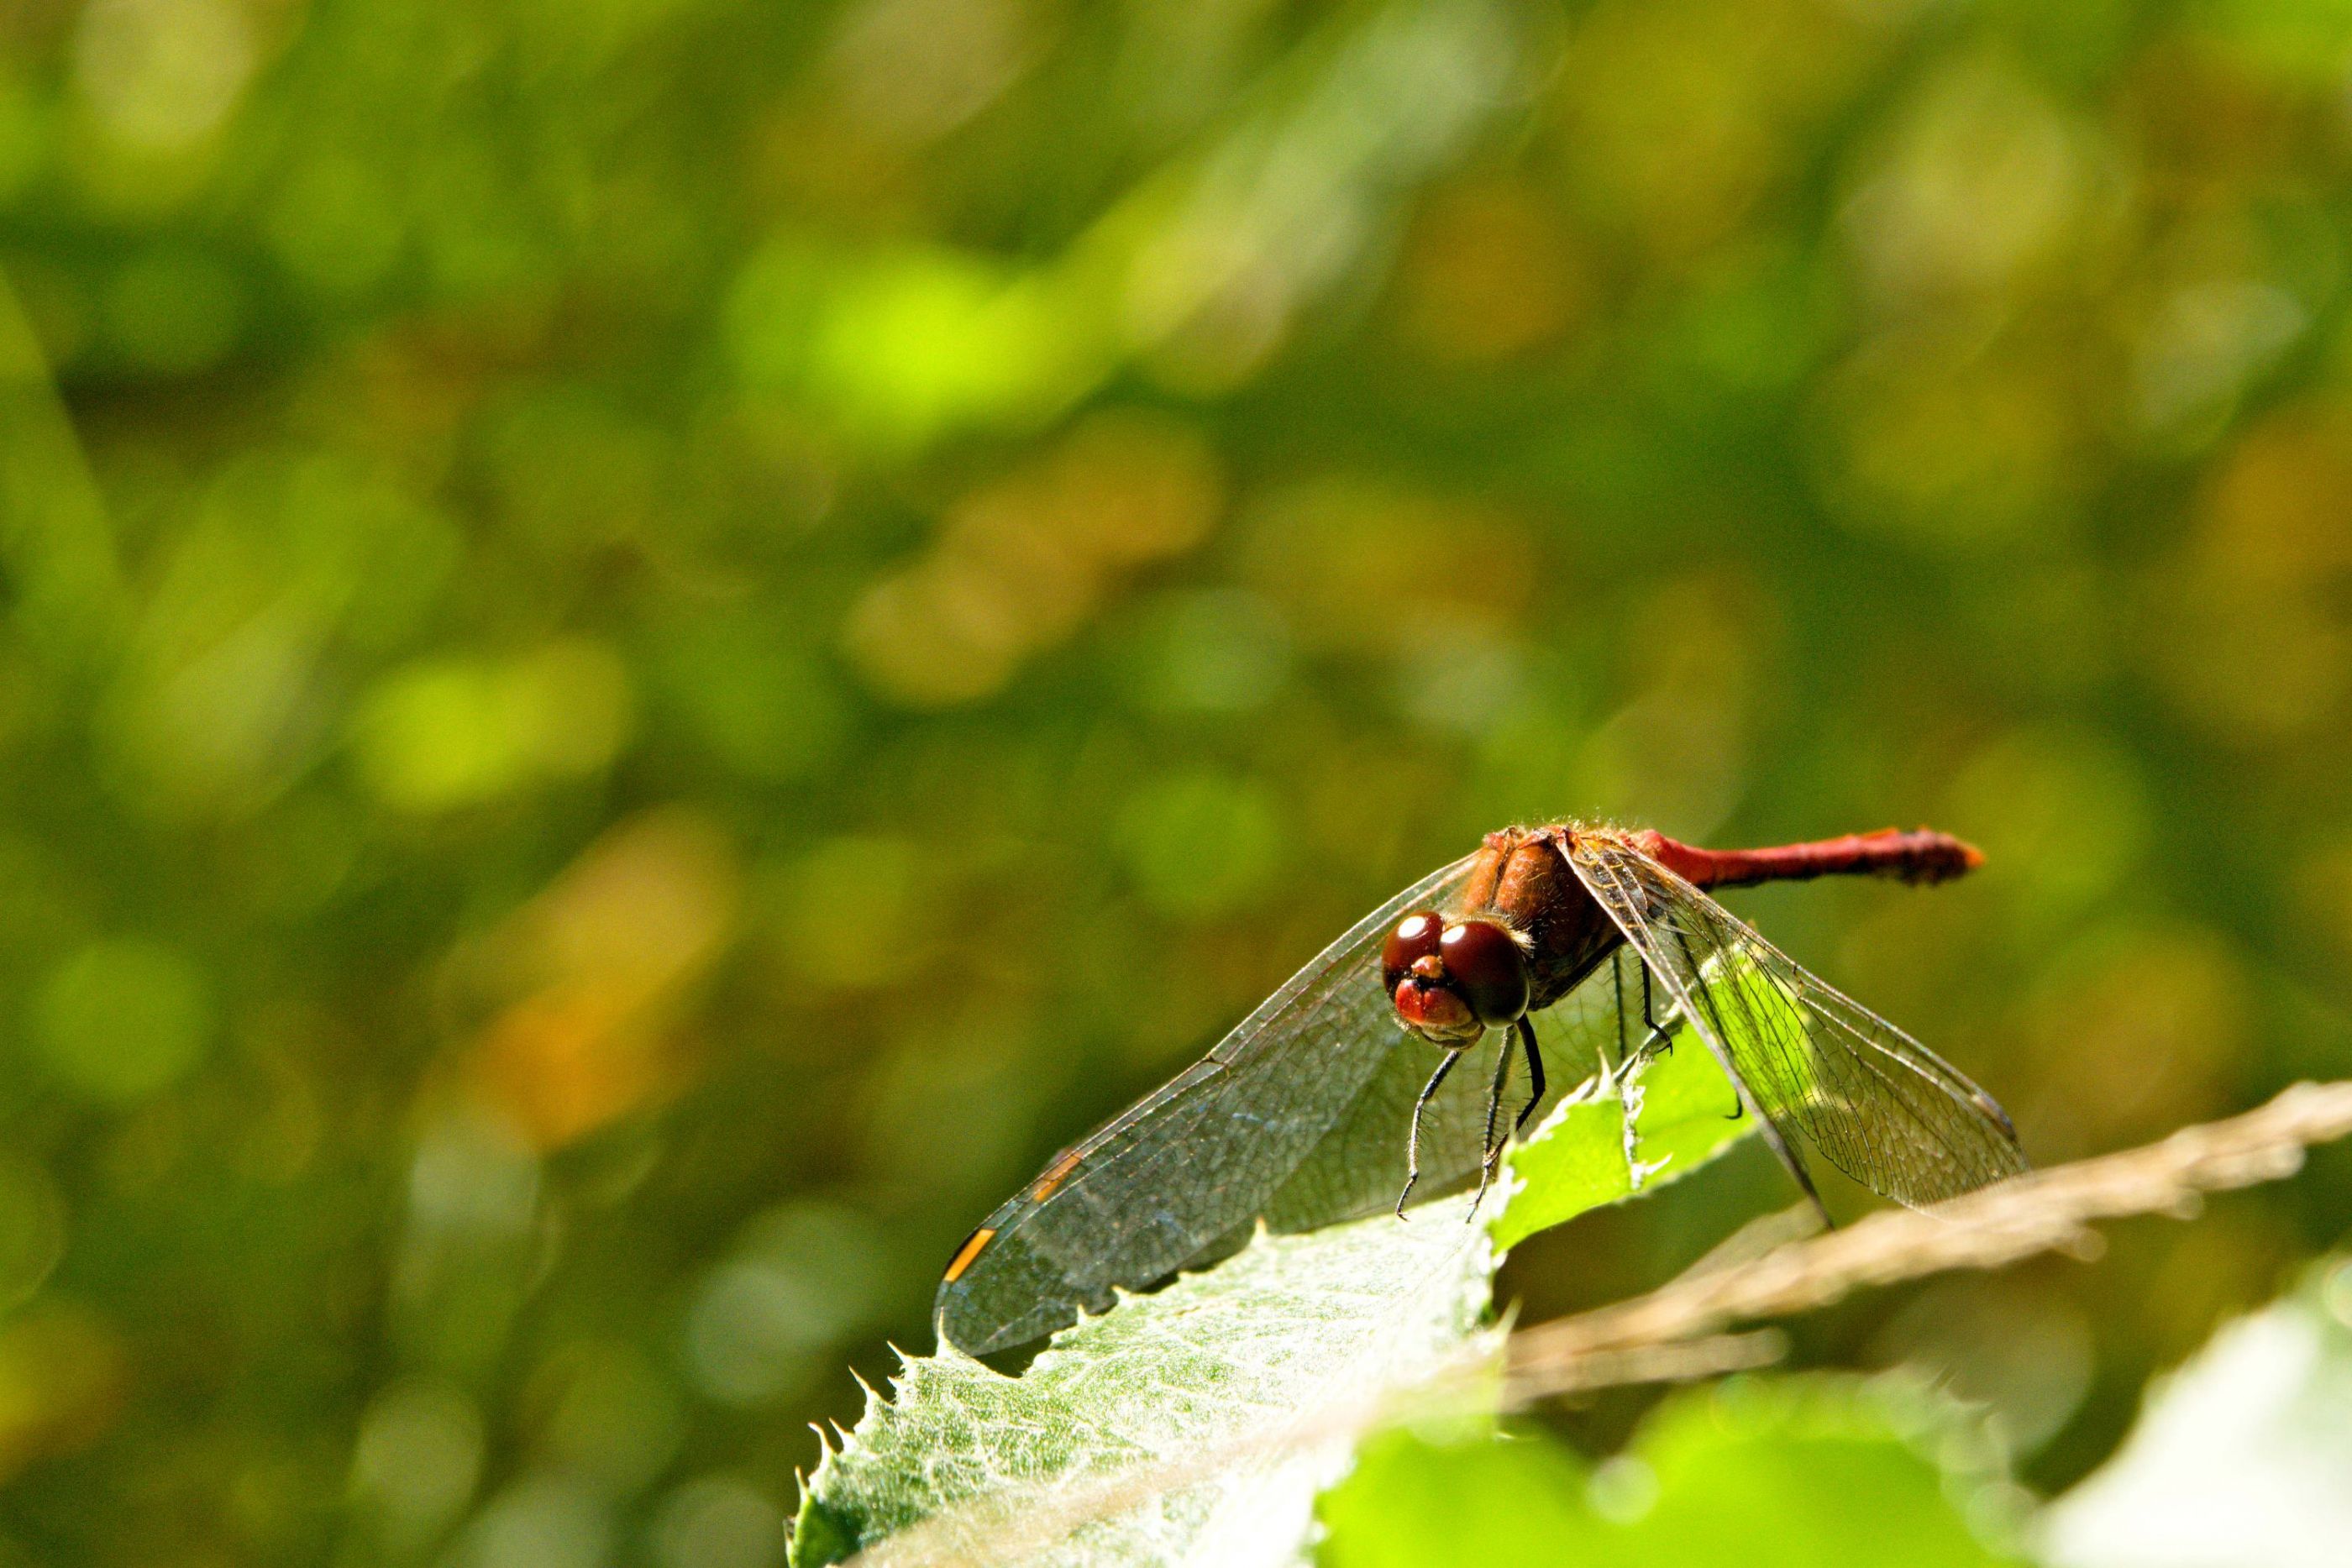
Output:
[1383, 912, 1530, 1047]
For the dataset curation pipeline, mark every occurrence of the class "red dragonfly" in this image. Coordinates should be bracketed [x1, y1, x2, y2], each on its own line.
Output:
[937, 822, 2026, 1356]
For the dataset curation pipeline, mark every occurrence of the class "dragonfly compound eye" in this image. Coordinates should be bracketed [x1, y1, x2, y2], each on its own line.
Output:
[1381, 910, 1444, 994]
[1440, 920, 1530, 1025]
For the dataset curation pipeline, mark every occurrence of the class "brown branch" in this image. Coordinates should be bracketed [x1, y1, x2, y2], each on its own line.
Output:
[1504, 1078, 2352, 1402]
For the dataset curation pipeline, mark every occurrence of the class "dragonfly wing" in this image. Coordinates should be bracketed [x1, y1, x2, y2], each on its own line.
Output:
[1563, 831, 2027, 1209]
[936, 854, 1480, 1356]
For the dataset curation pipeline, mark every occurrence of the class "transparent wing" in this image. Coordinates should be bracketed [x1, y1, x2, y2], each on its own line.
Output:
[937, 855, 1494, 1356]
[1563, 831, 2026, 1209]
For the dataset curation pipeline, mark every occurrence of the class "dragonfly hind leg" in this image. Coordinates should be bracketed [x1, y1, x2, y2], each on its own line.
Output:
[1638, 962, 1678, 1061]
[1639, 957, 1738, 1119]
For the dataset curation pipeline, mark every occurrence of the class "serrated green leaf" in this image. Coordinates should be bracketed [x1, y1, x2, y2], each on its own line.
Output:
[792, 1037, 1745, 1568]
[1489, 1023, 1756, 1251]
[792, 1209, 1496, 1567]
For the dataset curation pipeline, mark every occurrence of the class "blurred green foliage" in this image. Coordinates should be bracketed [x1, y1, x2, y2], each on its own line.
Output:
[2, 0, 2351, 1562]
[1321, 1377, 2021, 1568]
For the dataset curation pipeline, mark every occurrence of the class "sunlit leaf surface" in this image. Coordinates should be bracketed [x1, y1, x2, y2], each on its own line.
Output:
[793, 1213, 1493, 1568]
[2040, 1259, 2352, 1568]
[792, 1046, 1732, 1567]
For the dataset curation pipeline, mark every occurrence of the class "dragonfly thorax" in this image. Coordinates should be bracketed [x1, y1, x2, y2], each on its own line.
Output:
[1384, 912, 1530, 1047]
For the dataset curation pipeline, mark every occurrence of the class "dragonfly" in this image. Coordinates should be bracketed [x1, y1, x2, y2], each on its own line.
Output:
[936, 821, 2026, 1356]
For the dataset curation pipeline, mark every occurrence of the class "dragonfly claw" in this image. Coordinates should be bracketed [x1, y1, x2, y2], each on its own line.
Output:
[1467, 1154, 1497, 1222]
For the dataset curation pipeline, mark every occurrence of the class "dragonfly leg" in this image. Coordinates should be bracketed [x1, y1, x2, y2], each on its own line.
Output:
[1396, 1047, 1464, 1219]
[1470, 1030, 1518, 1219]
[1639, 962, 1677, 1060]
[1513, 1015, 1546, 1137]
[1603, 954, 1629, 1088]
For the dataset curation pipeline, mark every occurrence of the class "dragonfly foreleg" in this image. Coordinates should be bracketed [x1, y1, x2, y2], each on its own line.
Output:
[1396, 1047, 1464, 1220]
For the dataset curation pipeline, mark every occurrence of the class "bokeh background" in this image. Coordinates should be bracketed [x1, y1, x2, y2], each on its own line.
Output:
[3, 0, 2350, 1561]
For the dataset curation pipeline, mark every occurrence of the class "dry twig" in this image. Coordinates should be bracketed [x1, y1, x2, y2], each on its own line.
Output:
[1505, 1078, 2352, 1400]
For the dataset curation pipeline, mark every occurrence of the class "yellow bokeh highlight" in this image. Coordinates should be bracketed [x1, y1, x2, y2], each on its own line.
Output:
[351, 641, 633, 814]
